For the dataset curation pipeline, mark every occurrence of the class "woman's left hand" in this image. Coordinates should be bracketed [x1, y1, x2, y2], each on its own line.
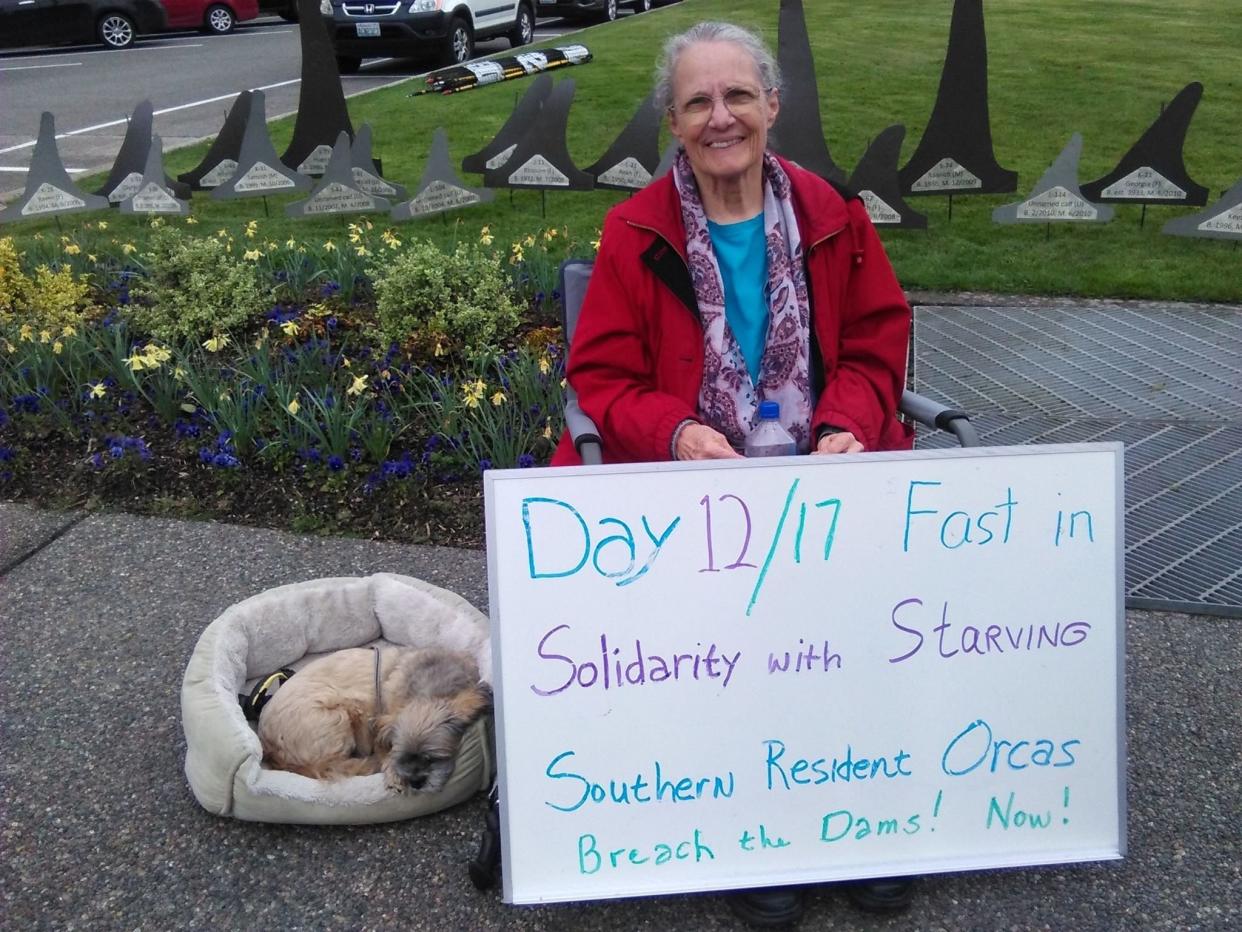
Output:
[813, 431, 864, 455]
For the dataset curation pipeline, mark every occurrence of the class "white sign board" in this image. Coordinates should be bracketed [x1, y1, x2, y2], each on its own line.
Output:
[484, 444, 1125, 904]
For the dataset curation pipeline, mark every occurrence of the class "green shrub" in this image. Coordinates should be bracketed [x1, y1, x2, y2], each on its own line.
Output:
[368, 239, 522, 355]
[126, 228, 271, 344]
[0, 237, 96, 332]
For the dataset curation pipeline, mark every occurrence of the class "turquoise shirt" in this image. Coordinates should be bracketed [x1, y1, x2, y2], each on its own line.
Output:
[707, 213, 768, 385]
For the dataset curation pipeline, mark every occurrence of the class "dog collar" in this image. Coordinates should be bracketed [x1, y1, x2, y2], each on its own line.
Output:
[372, 646, 383, 717]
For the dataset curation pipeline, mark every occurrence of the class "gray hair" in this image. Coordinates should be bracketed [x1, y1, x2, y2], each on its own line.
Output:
[654, 21, 782, 112]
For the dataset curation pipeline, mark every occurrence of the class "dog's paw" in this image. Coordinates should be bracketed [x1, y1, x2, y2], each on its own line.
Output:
[383, 759, 407, 794]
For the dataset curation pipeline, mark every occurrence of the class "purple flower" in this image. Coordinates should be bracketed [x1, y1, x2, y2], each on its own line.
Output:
[327, 455, 344, 472]
[478, 458, 493, 472]
[517, 453, 535, 468]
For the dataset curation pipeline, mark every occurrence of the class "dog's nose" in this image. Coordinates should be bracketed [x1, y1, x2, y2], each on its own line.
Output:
[408, 775, 427, 789]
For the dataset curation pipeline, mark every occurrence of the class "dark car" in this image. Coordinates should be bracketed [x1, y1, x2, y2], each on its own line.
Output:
[534, 0, 657, 22]
[0, 0, 167, 49]
[320, 0, 535, 74]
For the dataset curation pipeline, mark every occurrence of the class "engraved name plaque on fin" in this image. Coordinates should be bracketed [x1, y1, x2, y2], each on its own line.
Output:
[213, 91, 312, 200]
[180, 90, 252, 190]
[1163, 178, 1242, 241]
[1, 112, 109, 224]
[120, 134, 189, 216]
[462, 74, 554, 175]
[1080, 83, 1209, 206]
[769, 0, 845, 184]
[483, 80, 594, 190]
[585, 92, 661, 192]
[350, 124, 407, 200]
[847, 125, 927, 229]
[281, 0, 354, 174]
[287, 132, 391, 218]
[98, 100, 191, 204]
[392, 127, 493, 222]
[898, 0, 1017, 196]
[994, 134, 1112, 225]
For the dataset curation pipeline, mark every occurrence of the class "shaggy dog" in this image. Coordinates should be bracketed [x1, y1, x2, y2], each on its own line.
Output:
[257, 646, 491, 793]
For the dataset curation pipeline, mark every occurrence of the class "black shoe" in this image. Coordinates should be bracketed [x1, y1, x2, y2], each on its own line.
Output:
[843, 876, 914, 913]
[726, 887, 806, 927]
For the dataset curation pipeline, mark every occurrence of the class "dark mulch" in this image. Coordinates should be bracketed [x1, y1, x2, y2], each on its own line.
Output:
[0, 424, 488, 549]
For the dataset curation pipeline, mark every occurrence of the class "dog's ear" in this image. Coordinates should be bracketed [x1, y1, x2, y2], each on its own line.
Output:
[446, 683, 493, 731]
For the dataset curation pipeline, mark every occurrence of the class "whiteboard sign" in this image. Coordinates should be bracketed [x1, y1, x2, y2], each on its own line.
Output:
[484, 444, 1125, 904]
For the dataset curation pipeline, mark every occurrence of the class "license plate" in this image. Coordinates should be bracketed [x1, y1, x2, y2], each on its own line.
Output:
[355, 22, 380, 37]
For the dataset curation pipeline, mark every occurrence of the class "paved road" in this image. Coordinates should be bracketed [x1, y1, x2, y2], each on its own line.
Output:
[0, 15, 578, 203]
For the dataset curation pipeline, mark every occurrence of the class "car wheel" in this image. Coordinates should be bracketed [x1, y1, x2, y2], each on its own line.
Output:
[441, 16, 473, 66]
[509, 2, 534, 48]
[336, 54, 361, 74]
[203, 4, 235, 34]
[97, 12, 136, 48]
[631, 0, 651, 11]
[598, 0, 617, 23]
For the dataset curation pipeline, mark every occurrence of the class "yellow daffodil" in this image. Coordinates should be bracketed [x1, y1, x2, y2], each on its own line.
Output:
[217, 228, 229, 238]
[203, 334, 230, 353]
[97, 220, 108, 231]
[323, 240, 336, 252]
[381, 229, 400, 248]
[543, 417, 554, 440]
[173, 366, 187, 381]
[2, 339, 15, 354]
[341, 356, 351, 368]
[39, 329, 52, 343]
[434, 340, 446, 357]
[280, 320, 299, 337]
[347, 374, 369, 396]
[591, 230, 602, 252]
[543, 227, 557, 242]
[144, 343, 172, 364]
[539, 355, 551, 376]
[51, 340, 63, 354]
[61, 325, 76, 337]
[87, 254, 97, 263]
[18, 324, 33, 341]
[64, 243, 81, 255]
[523, 234, 536, 247]
[245, 220, 258, 239]
[347, 223, 362, 244]
[125, 353, 149, 371]
[242, 248, 263, 261]
[479, 225, 494, 246]
[89, 382, 107, 399]
[286, 238, 297, 249]
[149, 216, 164, 229]
[121, 242, 137, 255]
[560, 377, 567, 389]
[355, 245, 370, 257]
[185, 216, 198, 225]
[462, 389, 480, 409]
[490, 391, 506, 406]
[287, 397, 300, 415]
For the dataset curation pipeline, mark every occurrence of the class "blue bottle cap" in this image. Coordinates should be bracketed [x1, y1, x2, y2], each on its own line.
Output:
[758, 400, 780, 419]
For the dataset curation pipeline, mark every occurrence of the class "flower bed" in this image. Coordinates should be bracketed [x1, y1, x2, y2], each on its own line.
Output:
[0, 220, 590, 545]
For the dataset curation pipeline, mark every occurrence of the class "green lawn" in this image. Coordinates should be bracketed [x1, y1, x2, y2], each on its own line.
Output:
[7, 0, 1242, 301]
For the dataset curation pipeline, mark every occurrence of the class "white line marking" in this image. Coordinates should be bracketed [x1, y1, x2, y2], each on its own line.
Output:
[0, 78, 301, 156]
[0, 62, 83, 72]
[0, 166, 86, 172]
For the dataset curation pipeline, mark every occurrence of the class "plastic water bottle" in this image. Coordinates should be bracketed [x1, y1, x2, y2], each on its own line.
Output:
[744, 400, 797, 458]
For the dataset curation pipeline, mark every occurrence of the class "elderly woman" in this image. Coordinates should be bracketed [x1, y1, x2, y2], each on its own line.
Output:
[552, 20, 914, 924]
[553, 20, 912, 470]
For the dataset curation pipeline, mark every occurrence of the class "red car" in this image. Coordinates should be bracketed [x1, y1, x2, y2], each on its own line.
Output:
[160, 0, 258, 34]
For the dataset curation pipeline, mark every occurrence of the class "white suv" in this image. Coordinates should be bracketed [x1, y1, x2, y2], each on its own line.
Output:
[320, 0, 535, 73]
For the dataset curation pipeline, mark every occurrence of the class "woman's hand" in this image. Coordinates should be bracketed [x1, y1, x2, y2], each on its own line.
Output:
[675, 423, 744, 460]
[813, 431, 864, 455]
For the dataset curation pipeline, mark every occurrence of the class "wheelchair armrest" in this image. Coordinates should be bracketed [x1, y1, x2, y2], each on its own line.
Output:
[564, 391, 603, 465]
[900, 390, 980, 448]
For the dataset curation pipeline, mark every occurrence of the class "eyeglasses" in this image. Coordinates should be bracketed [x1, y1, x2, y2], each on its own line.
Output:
[669, 86, 774, 124]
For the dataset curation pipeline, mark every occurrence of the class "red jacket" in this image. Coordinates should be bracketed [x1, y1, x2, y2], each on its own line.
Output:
[553, 155, 913, 466]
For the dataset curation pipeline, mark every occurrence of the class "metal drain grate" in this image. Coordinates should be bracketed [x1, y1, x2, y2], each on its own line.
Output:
[912, 304, 1242, 617]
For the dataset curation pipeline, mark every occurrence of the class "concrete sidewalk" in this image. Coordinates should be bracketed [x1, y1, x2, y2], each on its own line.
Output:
[1, 501, 1237, 931]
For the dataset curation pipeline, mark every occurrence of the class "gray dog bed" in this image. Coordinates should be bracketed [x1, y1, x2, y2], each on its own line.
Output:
[181, 573, 494, 824]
